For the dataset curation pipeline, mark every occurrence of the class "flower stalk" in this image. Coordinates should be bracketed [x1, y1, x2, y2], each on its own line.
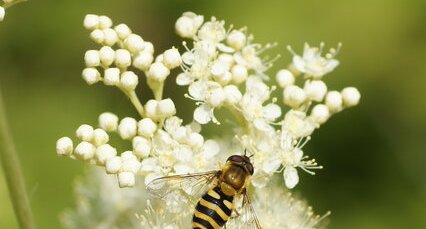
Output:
[0, 87, 37, 229]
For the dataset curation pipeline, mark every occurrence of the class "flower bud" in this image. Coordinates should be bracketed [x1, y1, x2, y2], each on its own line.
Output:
[283, 85, 306, 108]
[133, 136, 151, 158]
[207, 88, 226, 107]
[93, 128, 109, 146]
[99, 112, 119, 132]
[226, 30, 246, 50]
[95, 144, 117, 165]
[138, 118, 157, 137]
[115, 49, 131, 68]
[121, 158, 141, 174]
[118, 172, 135, 188]
[175, 12, 203, 38]
[224, 85, 242, 105]
[84, 50, 100, 67]
[325, 91, 343, 113]
[304, 80, 327, 102]
[124, 34, 144, 53]
[231, 65, 248, 84]
[90, 29, 104, 43]
[74, 142, 95, 160]
[276, 69, 295, 88]
[83, 14, 99, 30]
[99, 46, 115, 66]
[310, 104, 330, 125]
[341, 87, 360, 107]
[189, 133, 204, 150]
[82, 68, 100, 85]
[118, 117, 137, 140]
[102, 28, 118, 46]
[114, 24, 132, 40]
[56, 137, 73, 156]
[133, 52, 154, 71]
[157, 98, 176, 117]
[0, 7, 5, 22]
[103, 68, 120, 86]
[143, 42, 154, 54]
[120, 71, 139, 91]
[144, 100, 159, 119]
[148, 62, 170, 81]
[105, 156, 121, 174]
[163, 48, 182, 69]
[98, 15, 112, 29]
[76, 124, 94, 141]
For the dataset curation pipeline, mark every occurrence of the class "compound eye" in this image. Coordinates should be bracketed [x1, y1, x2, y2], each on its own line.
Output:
[246, 163, 254, 175]
[227, 155, 243, 163]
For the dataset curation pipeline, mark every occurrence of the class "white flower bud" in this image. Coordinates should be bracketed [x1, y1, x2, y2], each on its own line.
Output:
[89, 29, 104, 43]
[98, 15, 112, 29]
[83, 14, 99, 30]
[82, 68, 100, 85]
[133, 52, 154, 71]
[84, 50, 100, 67]
[124, 34, 144, 53]
[99, 46, 115, 66]
[276, 69, 295, 88]
[105, 156, 121, 174]
[114, 24, 132, 40]
[304, 80, 327, 102]
[95, 144, 117, 165]
[157, 98, 176, 117]
[74, 141, 95, 160]
[103, 68, 120, 86]
[163, 48, 182, 69]
[99, 112, 119, 132]
[118, 117, 137, 140]
[120, 71, 139, 91]
[231, 65, 248, 84]
[115, 49, 132, 68]
[284, 166, 299, 189]
[325, 91, 343, 113]
[218, 54, 234, 65]
[214, 71, 232, 86]
[310, 104, 330, 125]
[207, 88, 226, 107]
[143, 42, 154, 54]
[118, 172, 135, 188]
[148, 62, 170, 81]
[224, 85, 242, 105]
[121, 158, 141, 174]
[0, 7, 5, 22]
[138, 118, 157, 137]
[76, 124, 94, 141]
[93, 128, 109, 146]
[56, 137, 73, 156]
[226, 30, 246, 50]
[341, 87, 361, 107]
[189, 133, 204, 150]
[283, 85, 307, 108]
[121, 151, 137, 161]
[144, 100, 159, 119]
[175, 12, 203, 38]
[102, 28, 118, 46]
[133, 136, 151, 158]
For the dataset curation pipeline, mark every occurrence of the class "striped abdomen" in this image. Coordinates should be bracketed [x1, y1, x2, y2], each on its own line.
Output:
[193, 186, 234, 229]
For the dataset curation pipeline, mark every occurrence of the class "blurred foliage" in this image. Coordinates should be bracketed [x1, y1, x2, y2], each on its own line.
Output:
[0, 0, 425, 228]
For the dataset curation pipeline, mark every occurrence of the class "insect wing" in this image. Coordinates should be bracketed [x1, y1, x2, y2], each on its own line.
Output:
[146, 170, 220, 202]
[229, 191, 262, 229]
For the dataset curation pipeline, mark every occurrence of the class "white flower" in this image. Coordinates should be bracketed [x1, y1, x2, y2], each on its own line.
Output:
[124, 34, 145, 53]
[282, 110, 316, 138]
[137, 118, 157, 137]
[82, 68, 100, 85]
[133, 136, 151, 158]
[89, 29, 104, 43]
[310, 104, 330, 125]
[83, 14, 99, 30]
[103, 68, 120, 86]
[325, 90, 343, 113]
[98, 112, 119, 132]
[157, 98, 176, 118]
[105, 156, 122, 174]
[114, 49, 132, 68]
[84, 50, 100, 67]
[148, 62, 170, 82]
[98, 15, 113, 29]
[102, 28, 118, 46]
[99, 46, 115, 66]
[120, 71, 139, 91]
[197, 18, 226, 43]
[92, 128, 109, 146]
[283, 85, 307, 109]
[276, 69, 295, 88]
[133, 51, 154, 71]
[118, 172, 135, 188]
[226, 30, 246, 50]
[304, 80, 328, 102]
[56, 137, 73, 156]
[231, 64, 248, 84]
[74, 141, 96, 160]
[289, 43, 340, 79]
[163, 47, 182, 69]
[114, 23, 132, 40]
[95, 144, 117, 165]
[144, 99, 159, 119]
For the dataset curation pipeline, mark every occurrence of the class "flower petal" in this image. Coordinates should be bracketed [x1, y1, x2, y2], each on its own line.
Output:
[284, 166, 299, 189]
[194, 104, 212, 124]
[262, 104, 282, 120]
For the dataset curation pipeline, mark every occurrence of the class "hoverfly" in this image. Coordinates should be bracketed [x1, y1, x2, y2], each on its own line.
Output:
[146, 153, 262, 229]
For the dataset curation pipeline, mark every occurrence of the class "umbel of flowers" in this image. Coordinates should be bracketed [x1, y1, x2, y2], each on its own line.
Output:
[56, 12, 360, 228]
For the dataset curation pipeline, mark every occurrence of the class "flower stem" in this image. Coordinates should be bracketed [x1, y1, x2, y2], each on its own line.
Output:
[3, 0, 27, 9]
[227, 105, 249, 133]
[0, 87, 37, 229]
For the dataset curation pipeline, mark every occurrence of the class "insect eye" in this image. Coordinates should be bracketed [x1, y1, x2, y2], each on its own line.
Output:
[227, 155, 243, 163]
[246, 163, 254, 175]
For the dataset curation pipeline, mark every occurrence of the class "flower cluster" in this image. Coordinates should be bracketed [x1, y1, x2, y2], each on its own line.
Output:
[56, 11, 360, 228]
[0, 0, 25, 21]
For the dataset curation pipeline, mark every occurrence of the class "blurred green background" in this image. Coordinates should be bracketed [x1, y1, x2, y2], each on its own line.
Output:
[1, 0, 426, 228]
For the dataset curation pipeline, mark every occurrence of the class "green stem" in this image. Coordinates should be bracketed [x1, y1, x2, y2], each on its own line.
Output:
[0, 87, 37, 229]
[227, 105, 249, 134]
[119, 87, 145, 118]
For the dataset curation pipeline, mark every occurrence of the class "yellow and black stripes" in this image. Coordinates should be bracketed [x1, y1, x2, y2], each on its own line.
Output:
[193, 186, 234, 229]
